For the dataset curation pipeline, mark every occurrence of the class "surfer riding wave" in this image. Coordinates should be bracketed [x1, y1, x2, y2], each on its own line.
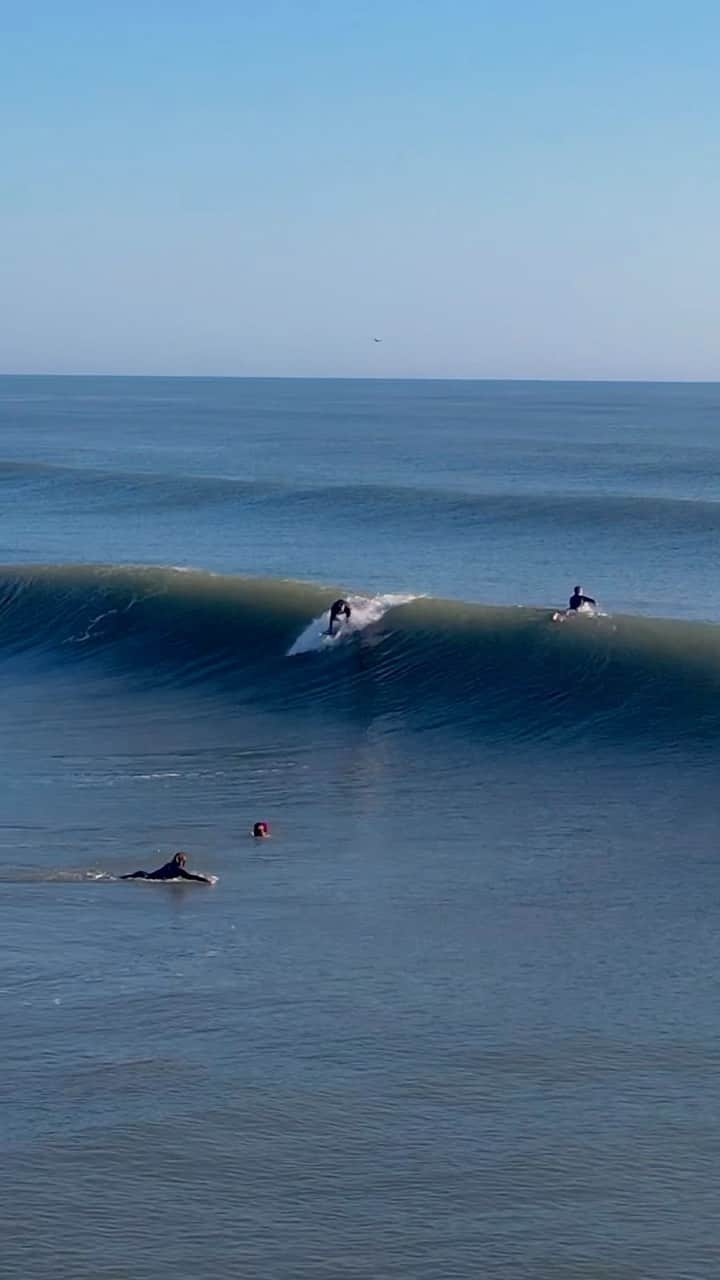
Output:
[327, 598, 351, 636]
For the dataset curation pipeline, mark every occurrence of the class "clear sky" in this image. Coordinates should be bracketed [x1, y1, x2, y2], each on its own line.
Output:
[2, 1, 719, 378]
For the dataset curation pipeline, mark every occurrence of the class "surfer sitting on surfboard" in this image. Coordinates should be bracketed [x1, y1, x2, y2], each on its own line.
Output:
[121, 852, 213, 883]
[327, 598, 351, 636]
[568, 586, 596, 611]
[551, 585, 599, 623]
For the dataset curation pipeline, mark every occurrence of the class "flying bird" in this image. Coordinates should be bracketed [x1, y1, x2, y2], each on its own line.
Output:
[372, 337, 383, 343]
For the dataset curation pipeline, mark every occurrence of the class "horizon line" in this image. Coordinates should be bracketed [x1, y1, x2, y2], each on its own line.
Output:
[1, 372, 719, 386]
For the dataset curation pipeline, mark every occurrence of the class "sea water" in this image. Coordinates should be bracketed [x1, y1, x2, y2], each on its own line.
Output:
[2, 377, 720, 1279]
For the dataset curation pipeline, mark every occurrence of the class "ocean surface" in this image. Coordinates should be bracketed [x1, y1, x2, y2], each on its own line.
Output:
[2, 376, 720, 1279]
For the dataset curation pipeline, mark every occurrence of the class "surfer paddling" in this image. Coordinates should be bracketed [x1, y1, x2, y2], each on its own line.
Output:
[327, 598, 351, 636]
[121, 852, 214, 883]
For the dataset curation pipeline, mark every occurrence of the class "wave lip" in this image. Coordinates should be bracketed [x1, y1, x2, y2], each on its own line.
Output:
[1, 563, 720, 743]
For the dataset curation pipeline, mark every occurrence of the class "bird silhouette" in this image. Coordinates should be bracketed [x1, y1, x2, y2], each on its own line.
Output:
[372, 337, 383, 343]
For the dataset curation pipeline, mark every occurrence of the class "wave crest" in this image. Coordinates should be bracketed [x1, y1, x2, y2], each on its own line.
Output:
[1, 563, 719, 743]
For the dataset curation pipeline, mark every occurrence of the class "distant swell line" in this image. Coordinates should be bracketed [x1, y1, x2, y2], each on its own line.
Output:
[3, 458, 720, 528]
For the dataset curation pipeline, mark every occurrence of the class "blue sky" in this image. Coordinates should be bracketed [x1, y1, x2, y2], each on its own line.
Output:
[2, 1, 719, 377]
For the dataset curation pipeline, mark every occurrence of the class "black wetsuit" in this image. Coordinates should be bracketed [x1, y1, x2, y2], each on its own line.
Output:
[121, 859, 210, 883]
[328, 599, 351, 635]
[568, 592, 596, 611]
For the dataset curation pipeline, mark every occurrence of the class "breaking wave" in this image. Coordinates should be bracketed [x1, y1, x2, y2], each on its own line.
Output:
[1, 563, 720, 743]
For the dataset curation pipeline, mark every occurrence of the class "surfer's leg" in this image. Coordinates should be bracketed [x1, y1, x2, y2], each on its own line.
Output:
[120, 870, 149, 879]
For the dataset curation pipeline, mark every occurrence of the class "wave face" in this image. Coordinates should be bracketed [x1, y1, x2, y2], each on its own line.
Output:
[2, 563, 720, 744]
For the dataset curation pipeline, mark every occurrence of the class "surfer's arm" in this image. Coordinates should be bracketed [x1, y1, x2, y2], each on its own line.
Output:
[582, 595, 597, 606]
[177, 869, 212, 883]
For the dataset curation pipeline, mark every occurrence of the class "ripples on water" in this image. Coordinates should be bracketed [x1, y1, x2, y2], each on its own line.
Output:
[2, 379, 720, 1277]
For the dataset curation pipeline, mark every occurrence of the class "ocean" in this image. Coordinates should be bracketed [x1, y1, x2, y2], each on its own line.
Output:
[2, 376, 720, 1279]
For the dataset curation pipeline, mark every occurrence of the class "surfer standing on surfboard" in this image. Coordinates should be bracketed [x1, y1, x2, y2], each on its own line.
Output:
[327, 598, 351, 636]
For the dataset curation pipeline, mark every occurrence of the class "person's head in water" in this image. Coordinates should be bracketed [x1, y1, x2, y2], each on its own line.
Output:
[252, 822, 270, 839]
[172, 852, 188, 867]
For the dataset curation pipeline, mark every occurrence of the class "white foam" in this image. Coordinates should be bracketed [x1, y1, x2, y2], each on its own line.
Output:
[552, 601, 609, 623]
[287, 593, 415, 657]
